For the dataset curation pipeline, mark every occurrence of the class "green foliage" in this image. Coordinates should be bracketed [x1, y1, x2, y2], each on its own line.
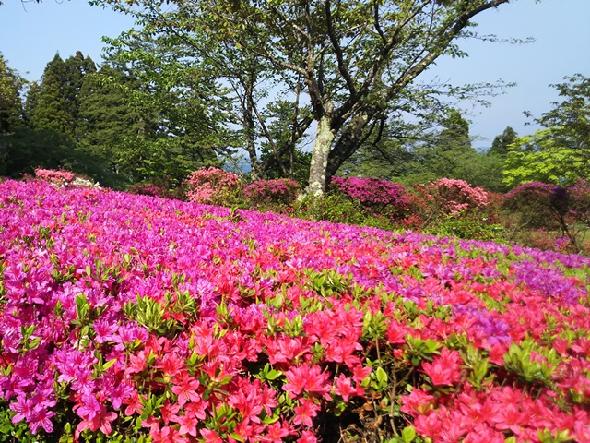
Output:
[29, 52, 96, 138]
[305, 268, 351, 297]
[293, 192, 396, 229]
[503, 339, 561, 387]
[427, 215, 506, 242]
[504, 75, 590, 187]
[503, 128, 589, 187]
[0, 52, 23, 135]
[342, 109, 507, 192]
[0, 403, 36, 442]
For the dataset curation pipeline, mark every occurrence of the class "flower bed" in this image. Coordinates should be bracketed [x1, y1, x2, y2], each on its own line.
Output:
[0, 180, 589, 442]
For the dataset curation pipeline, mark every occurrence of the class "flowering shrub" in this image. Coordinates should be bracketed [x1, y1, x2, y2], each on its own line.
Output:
[184, 167, 242, 206]
[34, 168, 76, 186]
[33, 169, 99, 188]
[243, 178, 300, 207]
[330, 176, 410, 221]
[503, 181, 563, 228]
[1, 179, 590, 442]
[503, 181, 590, 254]
[127, 182, 170, 198]
[424, 178, 490, 215]
[568, 179, 590, 226]
[331, 176, 409, 207]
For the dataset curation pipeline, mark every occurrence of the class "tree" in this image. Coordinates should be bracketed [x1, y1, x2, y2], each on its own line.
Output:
[76, 66, 146, 185]
[0, 53, 24, 175]
[503, 128, 589, 187]
[536, 74, 589, 151]
[93, 0, 314, 179]
[96, 34, 237, 186]
[503, 75, 590, 187]
[488, 126, 516, 157]
[0, 53, 23, 135]
[28, 53, 96, 137]
[96, 0, 514, 194]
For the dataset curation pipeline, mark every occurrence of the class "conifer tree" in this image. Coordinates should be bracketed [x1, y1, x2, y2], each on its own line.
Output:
[29, 52, 96, 138]
[489, 126, 517, 157]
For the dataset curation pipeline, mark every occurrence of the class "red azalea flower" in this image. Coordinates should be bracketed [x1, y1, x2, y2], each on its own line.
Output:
[293, 398, 320, 427]
[171, 373, 201, 406]
[284, 364, 330, 399]
[422, 348, 463, 386]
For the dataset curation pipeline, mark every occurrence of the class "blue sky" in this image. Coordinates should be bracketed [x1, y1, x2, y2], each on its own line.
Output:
[1, 0, 589, 149]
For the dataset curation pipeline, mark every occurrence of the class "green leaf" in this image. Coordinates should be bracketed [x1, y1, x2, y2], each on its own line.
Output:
[402, 425, 417, 442]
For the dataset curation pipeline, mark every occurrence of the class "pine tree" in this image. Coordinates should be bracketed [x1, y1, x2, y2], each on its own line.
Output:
[489, 126, 517, 157]
[77, 66, 145, 184]
[29, 52, 96, 138]
[435, 109, 472, 153]
[29, 54, 71, 135]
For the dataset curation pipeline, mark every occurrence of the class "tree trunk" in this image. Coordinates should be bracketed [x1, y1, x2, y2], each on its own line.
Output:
[243, 70, 259, 178]
[326, 113, 369, 181]
[307, 114, 335, 196]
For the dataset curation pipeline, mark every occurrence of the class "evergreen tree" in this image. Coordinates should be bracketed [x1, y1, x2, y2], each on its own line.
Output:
[29, 54, 71, 134]
[63, 51, 97, 139]
[0, 53, 24, 175]
[434, 109, 472, 153]
[29, 52, 96, 138]
[489, 126, 517, 157]
[77, 66, 145, 184]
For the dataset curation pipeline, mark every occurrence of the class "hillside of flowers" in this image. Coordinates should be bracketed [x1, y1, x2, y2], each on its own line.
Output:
[1, 178, 590, 442]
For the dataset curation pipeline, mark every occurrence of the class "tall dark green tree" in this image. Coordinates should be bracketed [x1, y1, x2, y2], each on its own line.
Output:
[96, 35, 236, 186]
[488, 126, 517, 156]
[434, 109, 472, 153]
[76, 65, 147, 184]
[29, 54, 71, 135]
[29, 52, 96, 138]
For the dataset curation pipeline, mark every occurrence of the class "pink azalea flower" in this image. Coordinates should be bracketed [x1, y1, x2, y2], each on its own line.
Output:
[284, 365, 330, 399]
[171, 373, 200, 406]
[293, 398, 321, 427]
[421, 348, 463, 386]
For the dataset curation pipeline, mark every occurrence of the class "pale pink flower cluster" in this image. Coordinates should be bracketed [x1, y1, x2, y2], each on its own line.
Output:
[184, 167, 241, 205]
[430, 178, 490, 214]
[34, 168, 76, 186]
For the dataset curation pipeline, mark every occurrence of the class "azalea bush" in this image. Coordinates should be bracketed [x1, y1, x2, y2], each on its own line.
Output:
[422, 178, 490, 216]
[184, 167, 242, 206]
[503, 182, 565, 230]
[330, 176, 411, 220]
[34, 168, 76, 186]
[33, 168, 99, 188]
[243, 178, 300, 208]
[503, 181, 590, 253]
[1, 180, 590, 442]
[127, 182, 171, 198]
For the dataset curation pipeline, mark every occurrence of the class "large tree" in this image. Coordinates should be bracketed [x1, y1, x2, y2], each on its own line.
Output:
[0, 53, 24, 174]
[0, 53, 23, 135]
[28, 52, 96, 138]
[94, 0, 314, 179]
[96, 35, 237, 185]
[96, 0, 514, 193]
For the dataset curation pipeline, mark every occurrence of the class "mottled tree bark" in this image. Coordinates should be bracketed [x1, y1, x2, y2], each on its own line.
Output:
[307, 114, 335, 195]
